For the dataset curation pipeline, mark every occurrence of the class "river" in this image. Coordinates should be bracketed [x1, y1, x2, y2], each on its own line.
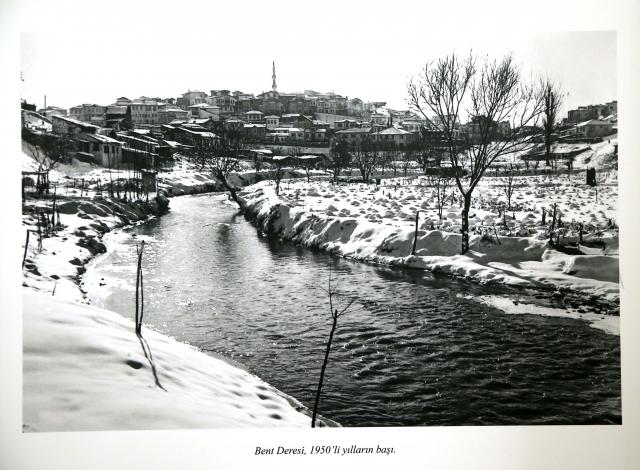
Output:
[83, 193, 621, 426]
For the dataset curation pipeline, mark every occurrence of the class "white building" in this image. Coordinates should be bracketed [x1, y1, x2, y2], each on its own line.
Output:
[188, 103, 221, 120]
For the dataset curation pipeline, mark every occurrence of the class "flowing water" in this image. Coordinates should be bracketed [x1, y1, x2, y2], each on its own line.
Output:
[84, 194, 621, 426]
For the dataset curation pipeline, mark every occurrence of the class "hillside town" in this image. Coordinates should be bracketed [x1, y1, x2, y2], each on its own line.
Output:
[21, 61, 618, 177]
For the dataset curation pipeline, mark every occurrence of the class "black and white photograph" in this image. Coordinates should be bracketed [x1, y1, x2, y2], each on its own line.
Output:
[2, 1, 639, 469]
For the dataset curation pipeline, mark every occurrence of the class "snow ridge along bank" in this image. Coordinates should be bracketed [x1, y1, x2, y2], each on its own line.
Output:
[22, 194, 169, 303]
[159, 168, 304, 197]
[242, 181, 619, 303]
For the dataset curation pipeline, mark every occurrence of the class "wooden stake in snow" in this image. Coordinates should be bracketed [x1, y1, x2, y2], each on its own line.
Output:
[549, 203, 558, 242]
[135, 241, 145, 335]
[411, 210, 420, 255]
[579, 223, 584, 244]
[22, 230, 30, 269]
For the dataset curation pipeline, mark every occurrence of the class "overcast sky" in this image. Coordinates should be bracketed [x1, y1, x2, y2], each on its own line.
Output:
[20, 28, 615, 117]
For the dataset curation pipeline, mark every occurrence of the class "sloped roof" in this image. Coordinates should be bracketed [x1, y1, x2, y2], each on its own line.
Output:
[188, 103, 220, 109]
[52, 115, 100, 130]
[335, 127, 371, 134]
[373, 127, 412, 135]
[77, 133, 122, 144]
[576, 119, 613, 127]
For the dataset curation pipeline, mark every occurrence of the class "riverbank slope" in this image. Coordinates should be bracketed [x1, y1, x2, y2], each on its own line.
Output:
[241, 179, 619, 307]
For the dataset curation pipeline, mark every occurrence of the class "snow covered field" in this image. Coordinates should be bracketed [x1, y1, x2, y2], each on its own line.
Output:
[241, 170, 619, 303]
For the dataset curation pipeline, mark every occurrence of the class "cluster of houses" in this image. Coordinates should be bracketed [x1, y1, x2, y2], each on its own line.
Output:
[563, 101, 618, 139]
[24, 63, 421, 151]
[46, 114, 174, 170]
[20, 63, 617, 171]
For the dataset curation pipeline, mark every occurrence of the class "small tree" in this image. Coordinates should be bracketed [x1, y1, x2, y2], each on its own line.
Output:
[271, 156, 286, 195]
[311, 269, 355, 428]
[27, 144, 58, 195]
[352, 136, 379, 183]
[425, 172, 452, 220]
[191, 128, 247, 210]
[298, 156, 317, 183]
[541, 79, 563, 168]
[501, 164, 516, 211]
[408, 52, 543, 254]
[328, 140, 352, 183]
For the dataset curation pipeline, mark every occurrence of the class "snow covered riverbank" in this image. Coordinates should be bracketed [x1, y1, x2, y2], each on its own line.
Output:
[21, 179, 319, 430]
[23, 290, 315, 431]
[241, 176, 620, 308]
[158, 166, 304, 197]
[22, 193, 169, 302]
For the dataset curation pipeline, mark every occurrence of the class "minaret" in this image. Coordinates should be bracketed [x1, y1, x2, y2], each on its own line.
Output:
[272, 61, 277, 93]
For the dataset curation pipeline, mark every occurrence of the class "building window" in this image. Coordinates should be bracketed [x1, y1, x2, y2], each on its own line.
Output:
[104, 145, 109, 153]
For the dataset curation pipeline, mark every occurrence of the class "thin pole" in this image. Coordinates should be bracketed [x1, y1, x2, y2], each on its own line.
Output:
[411, 210, 420, 255]
[22, 230, 30, 269]
[311, 312, 337, 428]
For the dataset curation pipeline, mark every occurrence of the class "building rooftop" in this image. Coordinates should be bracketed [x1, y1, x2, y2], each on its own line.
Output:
[52, 115, 100, 130]
[188, 103, 220, 109]
[373, 127, 412, 135]
[335, 127, 372, 134]
[576, 119, 613, 127]
[106, 105, 128, 114]
[161, 108, 188, 113]
[77, 133, 122, 144]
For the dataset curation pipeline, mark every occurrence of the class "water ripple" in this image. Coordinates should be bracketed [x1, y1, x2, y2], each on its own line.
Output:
[85, 194, 621, 426]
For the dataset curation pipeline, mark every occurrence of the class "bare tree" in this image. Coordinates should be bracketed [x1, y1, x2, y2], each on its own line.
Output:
[191, 129, 246, 210]
[297, 156, 317, 183]
[27, 144, 56, 195]
[352, 136, 379, 183]
[425, 172, 452, 220]
[541, 79, 563, 167]
[327, 140, 352, 183]
[501, 164, 516, 211]
[408, 52, 543, 253]
[271, 156, 287, 195]
[24, 134, 75, 195]
[311, 268, 355, 428]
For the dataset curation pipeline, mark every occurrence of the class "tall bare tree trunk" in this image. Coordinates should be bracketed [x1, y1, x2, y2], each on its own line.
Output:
[461, 193, 472, 254]
[218, 172, 245, 211]
[312, 312, 337, 428]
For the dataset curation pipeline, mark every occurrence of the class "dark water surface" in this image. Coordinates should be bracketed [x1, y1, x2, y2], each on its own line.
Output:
[85, 194, 621, 426]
